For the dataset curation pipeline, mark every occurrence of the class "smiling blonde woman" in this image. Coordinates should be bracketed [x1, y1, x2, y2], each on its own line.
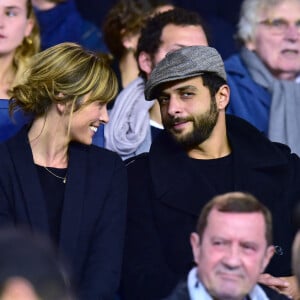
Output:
[0, 42, 127, 300]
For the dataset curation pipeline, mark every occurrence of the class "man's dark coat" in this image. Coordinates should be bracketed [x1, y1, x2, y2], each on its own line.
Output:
[121, 115, 300, 300]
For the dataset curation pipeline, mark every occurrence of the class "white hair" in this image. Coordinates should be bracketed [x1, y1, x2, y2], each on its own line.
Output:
[237, 0, 299, 44]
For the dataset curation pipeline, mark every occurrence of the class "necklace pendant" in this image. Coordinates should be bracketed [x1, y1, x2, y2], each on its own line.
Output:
[63, 178, 67, 184]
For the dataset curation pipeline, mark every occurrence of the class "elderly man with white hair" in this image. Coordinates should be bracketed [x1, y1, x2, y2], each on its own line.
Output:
[225, 0, 300, 155]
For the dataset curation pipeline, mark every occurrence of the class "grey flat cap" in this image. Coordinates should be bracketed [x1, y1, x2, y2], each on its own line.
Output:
[144, 45, 226, 100]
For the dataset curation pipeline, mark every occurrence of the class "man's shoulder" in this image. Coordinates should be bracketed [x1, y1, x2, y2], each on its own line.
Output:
[260, 284, 291, 299]
[226, 115, 300, 177]
[161, 281, 189, 300]
[226, 114, 291, 154]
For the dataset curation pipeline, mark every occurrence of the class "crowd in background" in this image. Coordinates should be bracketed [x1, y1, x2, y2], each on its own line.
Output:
[0, 0, 300, 300]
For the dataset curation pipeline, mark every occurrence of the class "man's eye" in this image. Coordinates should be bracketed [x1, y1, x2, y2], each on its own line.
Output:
[158, 97, 169, 104]
[241, 243, 256, 252]
[212, 240, 225, 246]
[271, 19, 287, 28]
[181, 93, 194, 98]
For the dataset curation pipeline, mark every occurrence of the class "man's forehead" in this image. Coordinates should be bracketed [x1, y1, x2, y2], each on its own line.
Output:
[160, 24, 208, 44]
[206, 209, 266, 234]
[159, 76, 203, 94]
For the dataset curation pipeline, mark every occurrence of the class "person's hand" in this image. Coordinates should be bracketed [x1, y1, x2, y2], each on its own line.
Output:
[258, 273, 300, 299]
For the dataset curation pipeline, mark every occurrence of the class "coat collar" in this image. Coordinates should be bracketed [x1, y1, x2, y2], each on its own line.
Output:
[7, 126, 49, 233]
[6, 127, 87, 262]
[149, 115, 289, 215]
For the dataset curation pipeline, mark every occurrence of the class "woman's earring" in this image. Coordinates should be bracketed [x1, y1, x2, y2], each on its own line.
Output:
[25, 37, 33, 45]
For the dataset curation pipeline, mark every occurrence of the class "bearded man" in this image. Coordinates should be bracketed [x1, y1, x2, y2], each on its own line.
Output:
[121, 46, 300, 300]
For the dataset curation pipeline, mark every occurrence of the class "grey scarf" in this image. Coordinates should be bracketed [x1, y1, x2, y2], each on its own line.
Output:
[104, 77, 154, 160]
[240, 47, 300, 155]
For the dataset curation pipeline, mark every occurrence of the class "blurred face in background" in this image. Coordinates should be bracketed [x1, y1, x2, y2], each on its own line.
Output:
[0, 0, 34, 57]
[139, 23, 208, 79]
[246, 0, 300, 80]
[152, 23, 208, 69]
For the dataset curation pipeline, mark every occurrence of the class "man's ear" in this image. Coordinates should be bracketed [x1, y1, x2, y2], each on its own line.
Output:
[216, 84, 230, 110]
[138, 51, 153, 77]
[245, 39, 256, 51]
[261, 245, 275, 273]
[190, 232, 201, 265]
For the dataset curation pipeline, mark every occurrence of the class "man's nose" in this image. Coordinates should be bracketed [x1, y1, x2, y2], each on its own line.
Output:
[222, 246, 242, 269]
[167, 96, 182, 116]
[284, 24, 300, 41]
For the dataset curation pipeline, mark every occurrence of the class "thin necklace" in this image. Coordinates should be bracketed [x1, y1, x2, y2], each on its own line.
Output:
[44, 166, 67, 184]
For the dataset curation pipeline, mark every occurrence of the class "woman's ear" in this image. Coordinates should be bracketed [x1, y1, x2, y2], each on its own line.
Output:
[56, 103, 66, 115]
[56, 93, 67, 115]
[25, 18, 34, 38]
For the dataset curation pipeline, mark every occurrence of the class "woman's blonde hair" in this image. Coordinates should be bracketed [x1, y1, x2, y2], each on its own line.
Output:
[10, 42, 118, 117]
[12, 0, 40, 88]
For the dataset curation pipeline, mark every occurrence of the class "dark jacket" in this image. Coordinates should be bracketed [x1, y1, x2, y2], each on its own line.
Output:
[162, 281, 290, 300]
[0, 127, 127, 300]
[35, 0, 107, 52]
[121, 115, 300, 300]
[225, 53, 272, 135]
[0, 100, 30, 142]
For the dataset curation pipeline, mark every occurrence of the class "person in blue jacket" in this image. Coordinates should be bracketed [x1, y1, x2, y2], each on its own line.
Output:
[32, 0, 107, 52]
[0, 0, 40, 142]
[225, 0, 300, 155]
[0, 42, 127, 300]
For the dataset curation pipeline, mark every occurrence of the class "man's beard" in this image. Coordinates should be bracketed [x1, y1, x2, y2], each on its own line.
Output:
[163, 97, 219, 150]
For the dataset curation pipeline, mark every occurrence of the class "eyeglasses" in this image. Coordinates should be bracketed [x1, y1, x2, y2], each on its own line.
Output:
[258, 18, 300, 35]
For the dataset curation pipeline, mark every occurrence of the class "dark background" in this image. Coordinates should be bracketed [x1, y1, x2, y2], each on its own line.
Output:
[75, 0, 243, 58]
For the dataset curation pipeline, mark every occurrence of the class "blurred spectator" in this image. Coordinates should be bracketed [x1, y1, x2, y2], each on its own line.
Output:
[0, 228, 72, 300]
[225, 0, 300, 155]
[0, 0, 39, 141]
[102, 0, 174, 89]
[173, 0, 242, 58]
[75, 0, 242, 59]
[32, 0, 107, 52]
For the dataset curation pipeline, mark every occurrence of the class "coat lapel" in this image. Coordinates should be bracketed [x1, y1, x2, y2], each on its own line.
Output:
[7, 127, 49, 233]
[227, 115, 289, 207]
[58, 142, 87, 263]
